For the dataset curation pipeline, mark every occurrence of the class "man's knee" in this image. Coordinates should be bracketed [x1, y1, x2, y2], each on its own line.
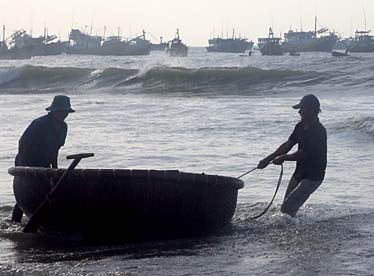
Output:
[281, 179, 323, 217]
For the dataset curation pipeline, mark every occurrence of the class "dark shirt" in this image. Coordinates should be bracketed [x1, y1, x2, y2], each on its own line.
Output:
[288, 118, 327, 181]
[15, 113, 67, 168]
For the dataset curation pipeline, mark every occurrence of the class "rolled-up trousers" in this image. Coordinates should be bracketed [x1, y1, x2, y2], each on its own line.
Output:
[281, 177, 323, 217]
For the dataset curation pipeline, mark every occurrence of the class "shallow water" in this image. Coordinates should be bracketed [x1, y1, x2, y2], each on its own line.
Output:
[0, 48, 374, 275]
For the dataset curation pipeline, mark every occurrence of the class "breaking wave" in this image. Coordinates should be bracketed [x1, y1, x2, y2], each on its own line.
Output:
[331, 116, 374, 137]
[0, 65, 326, 93]
[350, 116, 374, 137]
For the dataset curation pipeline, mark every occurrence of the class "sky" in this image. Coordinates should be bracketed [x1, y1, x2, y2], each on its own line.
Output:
[1, 0, 373, 46]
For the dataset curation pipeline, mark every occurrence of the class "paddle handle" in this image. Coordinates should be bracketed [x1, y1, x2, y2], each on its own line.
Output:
[67, 153, 94, 160]
[23, 153, 94, 233]
[49, 153, 94, 194]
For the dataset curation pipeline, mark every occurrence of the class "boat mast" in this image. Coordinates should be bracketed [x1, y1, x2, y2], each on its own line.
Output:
[314, 16, 317, 34]
[89, 20, 93, 37]
[103, 25, 106, 40]
[2, 25, 5, 43]
[44, 25, 47, 43]
[87, 20, 93, 48]
[269, 27, 274, 38]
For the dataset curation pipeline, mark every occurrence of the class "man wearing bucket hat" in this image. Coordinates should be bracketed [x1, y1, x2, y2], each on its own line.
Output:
[257, 94, 327, 217]
[11, 95, 75, 223]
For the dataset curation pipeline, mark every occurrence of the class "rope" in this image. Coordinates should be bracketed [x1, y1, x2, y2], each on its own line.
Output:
[237, 167, 257, 179]
[238, 164, 284, 220]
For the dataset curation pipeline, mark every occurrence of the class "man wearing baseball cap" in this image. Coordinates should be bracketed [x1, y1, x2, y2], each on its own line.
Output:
[11, 95, 75, 223]
[257, 94, 327, 217]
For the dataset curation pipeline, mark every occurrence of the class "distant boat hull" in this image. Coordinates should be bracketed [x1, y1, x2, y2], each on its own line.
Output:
[65, 44, 151, 56]
[65, 47, 150, 56]
[348, 44, 374, 53]
[283, 36, 338, 52]
[10, 167, 243, 242]
[206, 38, 253, 53]
[151, 43, 168, 51]
[259, 44, 283, 56]
[0, 46, 34, 60]
[32, 43, 65, 56]
[167, 45, 188, 57]
[206, 42, 254, 53]
[206, 47, 249, 53]
[331, 51, 349, 57]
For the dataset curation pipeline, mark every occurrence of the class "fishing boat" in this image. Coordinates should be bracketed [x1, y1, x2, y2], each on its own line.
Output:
[9, 166, 243, 242]
[65, 29, 151, 56]
[0, 28, 63, 60]
[0, 29, 32, 60]
[166, 29, 188, 57]
[333, 38, 355, 51]
[282, 17, 338, 53]
[206, 30, 254, 53]
[14, 33, 64, 57]
[258, 28, 283, 56]
[347, 31, 374, 53]
[0, 44, 32, 60]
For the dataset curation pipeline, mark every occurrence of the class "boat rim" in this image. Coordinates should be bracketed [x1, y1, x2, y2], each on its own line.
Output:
[8, 166, 244, 190]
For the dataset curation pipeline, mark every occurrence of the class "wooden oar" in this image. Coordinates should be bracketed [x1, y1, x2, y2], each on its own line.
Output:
[23, 153, 94, 233]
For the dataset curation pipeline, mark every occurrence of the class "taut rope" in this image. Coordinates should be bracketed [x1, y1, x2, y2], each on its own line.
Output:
[238, 164, 284, 219]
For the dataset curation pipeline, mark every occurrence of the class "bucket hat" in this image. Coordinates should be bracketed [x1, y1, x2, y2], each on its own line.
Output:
[46, 95, 75, 113]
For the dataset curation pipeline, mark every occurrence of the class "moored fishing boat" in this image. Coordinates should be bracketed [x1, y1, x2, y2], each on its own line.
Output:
[348, 31, 374, 53]
[258, 28, 283, 56]
[65, 29, 151, 56]
[206, 29, 254, 53]
[0, 28, 63, 60]
[9, 166, 243, 242]
[166, 29, 188, 57]
[0, 46, 32, 60]
[282, 17, 338, 53]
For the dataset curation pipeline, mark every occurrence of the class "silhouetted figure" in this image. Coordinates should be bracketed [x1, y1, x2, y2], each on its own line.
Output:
[258, 94, 327, 217]
[11, 95, 75, 223]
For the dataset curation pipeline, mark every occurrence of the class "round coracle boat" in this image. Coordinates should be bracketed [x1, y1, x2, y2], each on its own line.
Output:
[9, 167, 244, 242]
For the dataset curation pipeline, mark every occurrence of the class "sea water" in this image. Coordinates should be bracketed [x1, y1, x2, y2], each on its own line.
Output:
[0, 48, 373, 275]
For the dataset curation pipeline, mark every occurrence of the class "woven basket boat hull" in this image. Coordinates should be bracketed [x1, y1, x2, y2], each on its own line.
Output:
[9, 167, 243, 241]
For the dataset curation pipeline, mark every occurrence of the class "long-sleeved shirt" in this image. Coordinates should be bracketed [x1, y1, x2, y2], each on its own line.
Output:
[15, 113, 67, 168]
